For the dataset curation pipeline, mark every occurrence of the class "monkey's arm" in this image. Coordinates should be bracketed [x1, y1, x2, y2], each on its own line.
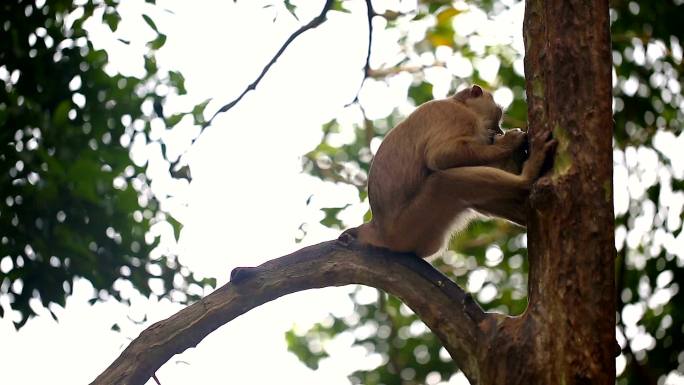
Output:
[425, 138, 519, 171]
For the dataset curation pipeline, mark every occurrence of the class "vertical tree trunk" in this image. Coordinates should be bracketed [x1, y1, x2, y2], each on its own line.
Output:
[478, 1, 615, 384]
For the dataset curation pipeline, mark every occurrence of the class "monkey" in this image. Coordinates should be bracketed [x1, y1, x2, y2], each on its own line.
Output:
[345, 84, 556, 258]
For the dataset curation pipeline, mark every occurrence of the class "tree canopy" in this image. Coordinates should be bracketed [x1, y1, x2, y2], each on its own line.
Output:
[0, 0, 213, 328]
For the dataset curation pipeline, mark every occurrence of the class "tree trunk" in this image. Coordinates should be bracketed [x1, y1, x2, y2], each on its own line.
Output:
[477, 0, 615, 384]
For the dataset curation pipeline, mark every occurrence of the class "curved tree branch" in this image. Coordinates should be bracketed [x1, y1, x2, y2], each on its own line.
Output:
[91, 238, 492, 385]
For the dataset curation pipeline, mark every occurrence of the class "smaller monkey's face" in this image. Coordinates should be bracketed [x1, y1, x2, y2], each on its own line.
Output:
[454, 85, 504, 136]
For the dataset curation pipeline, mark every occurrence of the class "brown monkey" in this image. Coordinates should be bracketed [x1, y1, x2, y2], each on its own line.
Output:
[349, 85, 556, 257]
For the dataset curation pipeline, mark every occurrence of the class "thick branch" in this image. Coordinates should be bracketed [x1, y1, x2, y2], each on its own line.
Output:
[91, 239, 490, 385]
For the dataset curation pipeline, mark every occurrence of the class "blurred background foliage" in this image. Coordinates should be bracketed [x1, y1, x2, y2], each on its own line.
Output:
[290, 1, 684, 385]
[0, 0, 214, 329]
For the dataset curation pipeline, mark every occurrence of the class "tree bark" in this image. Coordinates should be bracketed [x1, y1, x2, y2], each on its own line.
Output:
[476, 0, 615, 384]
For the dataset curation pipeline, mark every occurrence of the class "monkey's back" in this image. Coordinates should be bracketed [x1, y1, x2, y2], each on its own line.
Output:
[367, 120, 426, 223]
[367, 99, 479, 227]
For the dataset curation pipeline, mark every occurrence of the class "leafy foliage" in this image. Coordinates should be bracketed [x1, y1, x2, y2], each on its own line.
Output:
[289, 1, 684, 384]
[611, 1, 684, 384]
[0, 0, 214, 328]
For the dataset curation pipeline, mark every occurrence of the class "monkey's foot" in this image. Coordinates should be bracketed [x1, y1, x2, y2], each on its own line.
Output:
[337, 227, 358, 247]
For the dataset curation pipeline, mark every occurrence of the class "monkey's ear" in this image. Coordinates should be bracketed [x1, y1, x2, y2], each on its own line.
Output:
[470, 85, 483, 97]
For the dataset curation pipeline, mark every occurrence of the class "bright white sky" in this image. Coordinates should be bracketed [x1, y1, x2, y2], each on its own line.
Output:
[2, 0, 681, 384]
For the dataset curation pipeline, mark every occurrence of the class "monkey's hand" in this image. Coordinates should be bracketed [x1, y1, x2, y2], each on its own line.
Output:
[493, 128, 527, 152]
[521, 132, 557, 182]
[487, 129, 528, 173]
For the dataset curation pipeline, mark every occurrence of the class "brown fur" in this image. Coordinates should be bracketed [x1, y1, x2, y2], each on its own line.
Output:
[354, 85, 555, 257]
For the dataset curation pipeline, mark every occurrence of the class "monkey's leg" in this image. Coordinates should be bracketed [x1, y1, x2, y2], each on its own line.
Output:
[386, 167, 527, 256]
[473, 196, 527, 226]
[394, 167, 528, 256]
[436, 166, 529, 223]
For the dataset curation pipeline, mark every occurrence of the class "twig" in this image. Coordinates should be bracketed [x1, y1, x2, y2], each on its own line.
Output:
[358, 102, 374, 146]
[345, 0, 377, 107]
[168, 0, 335, 173]
[367, 62, 446, 77]
[205, 0, 334, 127]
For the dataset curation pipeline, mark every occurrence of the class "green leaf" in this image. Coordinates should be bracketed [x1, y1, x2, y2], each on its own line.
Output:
[165, 113, 185, 127]
[320, 205, 350, 229]
[321, 119, 340, 134]
[436, 7, 460, 24]
[170, 165, 191, 182]
[363, 209, 372, 222]
[192, 98, 212, 125]
[198, 277, 217, 288]
[147, 33, 167, 50]
[332, 0, 351, 13]
[52, 100, 71, 128]
[412, 12, 427, 21]
[284, 0, 298, 20]
[168, 71, 186, 95]
[142, 14, 158, 32]
[428, 3, 444, 13]
[408, 81, 434, 105]
[144, 55, 158, 74]
[104, 10, 121, 32]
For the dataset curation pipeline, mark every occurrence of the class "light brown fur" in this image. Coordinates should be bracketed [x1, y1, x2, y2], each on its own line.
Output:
[352, 85, 555, 257]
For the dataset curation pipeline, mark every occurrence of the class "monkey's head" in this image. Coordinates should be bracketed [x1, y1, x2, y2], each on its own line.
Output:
[453, 85, 504, 137]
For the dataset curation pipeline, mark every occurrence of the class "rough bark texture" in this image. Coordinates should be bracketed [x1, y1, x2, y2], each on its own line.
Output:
[92, 1, 615, 384]
[476, 0, 615, 384]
